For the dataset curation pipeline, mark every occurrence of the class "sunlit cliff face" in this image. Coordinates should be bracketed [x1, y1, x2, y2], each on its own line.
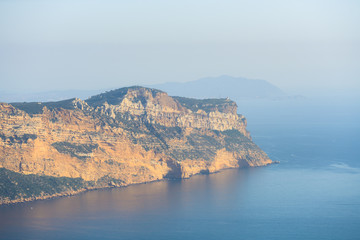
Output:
[0, 87, 271, 204]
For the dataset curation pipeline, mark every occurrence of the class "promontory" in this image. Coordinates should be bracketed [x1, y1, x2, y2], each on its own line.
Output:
[0, 86, 272, 204]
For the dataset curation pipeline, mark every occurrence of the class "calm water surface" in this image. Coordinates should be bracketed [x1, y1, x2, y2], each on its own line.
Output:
[1, 99, 359, 240]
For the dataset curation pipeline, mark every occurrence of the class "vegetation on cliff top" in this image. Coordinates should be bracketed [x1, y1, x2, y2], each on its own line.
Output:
[10, 98, 77, 115]
[9, 86, 237, 116]
[86, 86, 164, 107]
[173, 96, 235, 113]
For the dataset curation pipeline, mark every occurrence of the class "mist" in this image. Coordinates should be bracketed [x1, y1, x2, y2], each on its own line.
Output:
[0, 0, 359, 98]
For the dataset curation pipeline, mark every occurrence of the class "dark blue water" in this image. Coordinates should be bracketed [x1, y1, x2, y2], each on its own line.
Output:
[1, 98, 359, 240]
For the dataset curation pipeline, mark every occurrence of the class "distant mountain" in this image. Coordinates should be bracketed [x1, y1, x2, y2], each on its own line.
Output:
[0, 76, 287, 103]
[149, 75, 286, 99]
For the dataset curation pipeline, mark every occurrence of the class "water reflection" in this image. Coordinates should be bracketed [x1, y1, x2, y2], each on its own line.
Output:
[1, 165, 360, 240]
[0, 168, 255, 232]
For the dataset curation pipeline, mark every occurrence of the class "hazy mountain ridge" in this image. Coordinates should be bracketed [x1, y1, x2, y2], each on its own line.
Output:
[0, 75, 288, 103]
[149, 75, 287, 99]
[0, 86, 271, 205]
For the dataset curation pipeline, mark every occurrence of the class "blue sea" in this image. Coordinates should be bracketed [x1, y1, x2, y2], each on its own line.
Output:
[1, 97, 359, 240]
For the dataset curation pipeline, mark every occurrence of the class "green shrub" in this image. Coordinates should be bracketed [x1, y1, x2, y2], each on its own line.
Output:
[0, 168, 87, 201]
[51, 142, 98, 160]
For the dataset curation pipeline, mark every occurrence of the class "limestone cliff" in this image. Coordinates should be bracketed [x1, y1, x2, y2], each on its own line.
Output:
[0, 86, 272, 204]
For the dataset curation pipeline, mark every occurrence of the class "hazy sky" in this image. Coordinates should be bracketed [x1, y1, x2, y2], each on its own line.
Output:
[0, 0, 359, 95]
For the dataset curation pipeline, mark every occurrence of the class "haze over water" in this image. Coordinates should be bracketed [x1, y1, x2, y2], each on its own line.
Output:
[1, 98, 359, 240]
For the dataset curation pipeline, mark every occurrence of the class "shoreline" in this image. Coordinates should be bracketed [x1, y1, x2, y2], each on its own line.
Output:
[0, 162, 276, 206]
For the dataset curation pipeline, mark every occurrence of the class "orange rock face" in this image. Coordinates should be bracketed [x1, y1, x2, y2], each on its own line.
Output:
[0, 87, 272, 193]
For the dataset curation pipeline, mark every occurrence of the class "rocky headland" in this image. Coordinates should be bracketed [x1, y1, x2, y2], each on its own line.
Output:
[0, 86, 272, 205]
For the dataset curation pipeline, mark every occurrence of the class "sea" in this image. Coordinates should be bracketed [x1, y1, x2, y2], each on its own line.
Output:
[0, 97, 359, 240]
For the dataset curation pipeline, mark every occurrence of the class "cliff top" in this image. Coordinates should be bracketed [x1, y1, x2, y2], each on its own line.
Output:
[174, 96, 236, 113]
[86, 86, 164, 107]
[8, 86, 237, 115]
[10, 98, 77, 115]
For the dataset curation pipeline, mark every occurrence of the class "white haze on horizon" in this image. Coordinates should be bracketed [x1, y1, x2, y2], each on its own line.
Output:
[0, 0, 359, 97]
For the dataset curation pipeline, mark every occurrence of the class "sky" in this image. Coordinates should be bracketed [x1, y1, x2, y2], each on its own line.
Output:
[0, 0, 359, 96]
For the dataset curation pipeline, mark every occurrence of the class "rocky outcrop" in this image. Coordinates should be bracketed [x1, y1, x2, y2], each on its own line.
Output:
[0, 86, 272, 204]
